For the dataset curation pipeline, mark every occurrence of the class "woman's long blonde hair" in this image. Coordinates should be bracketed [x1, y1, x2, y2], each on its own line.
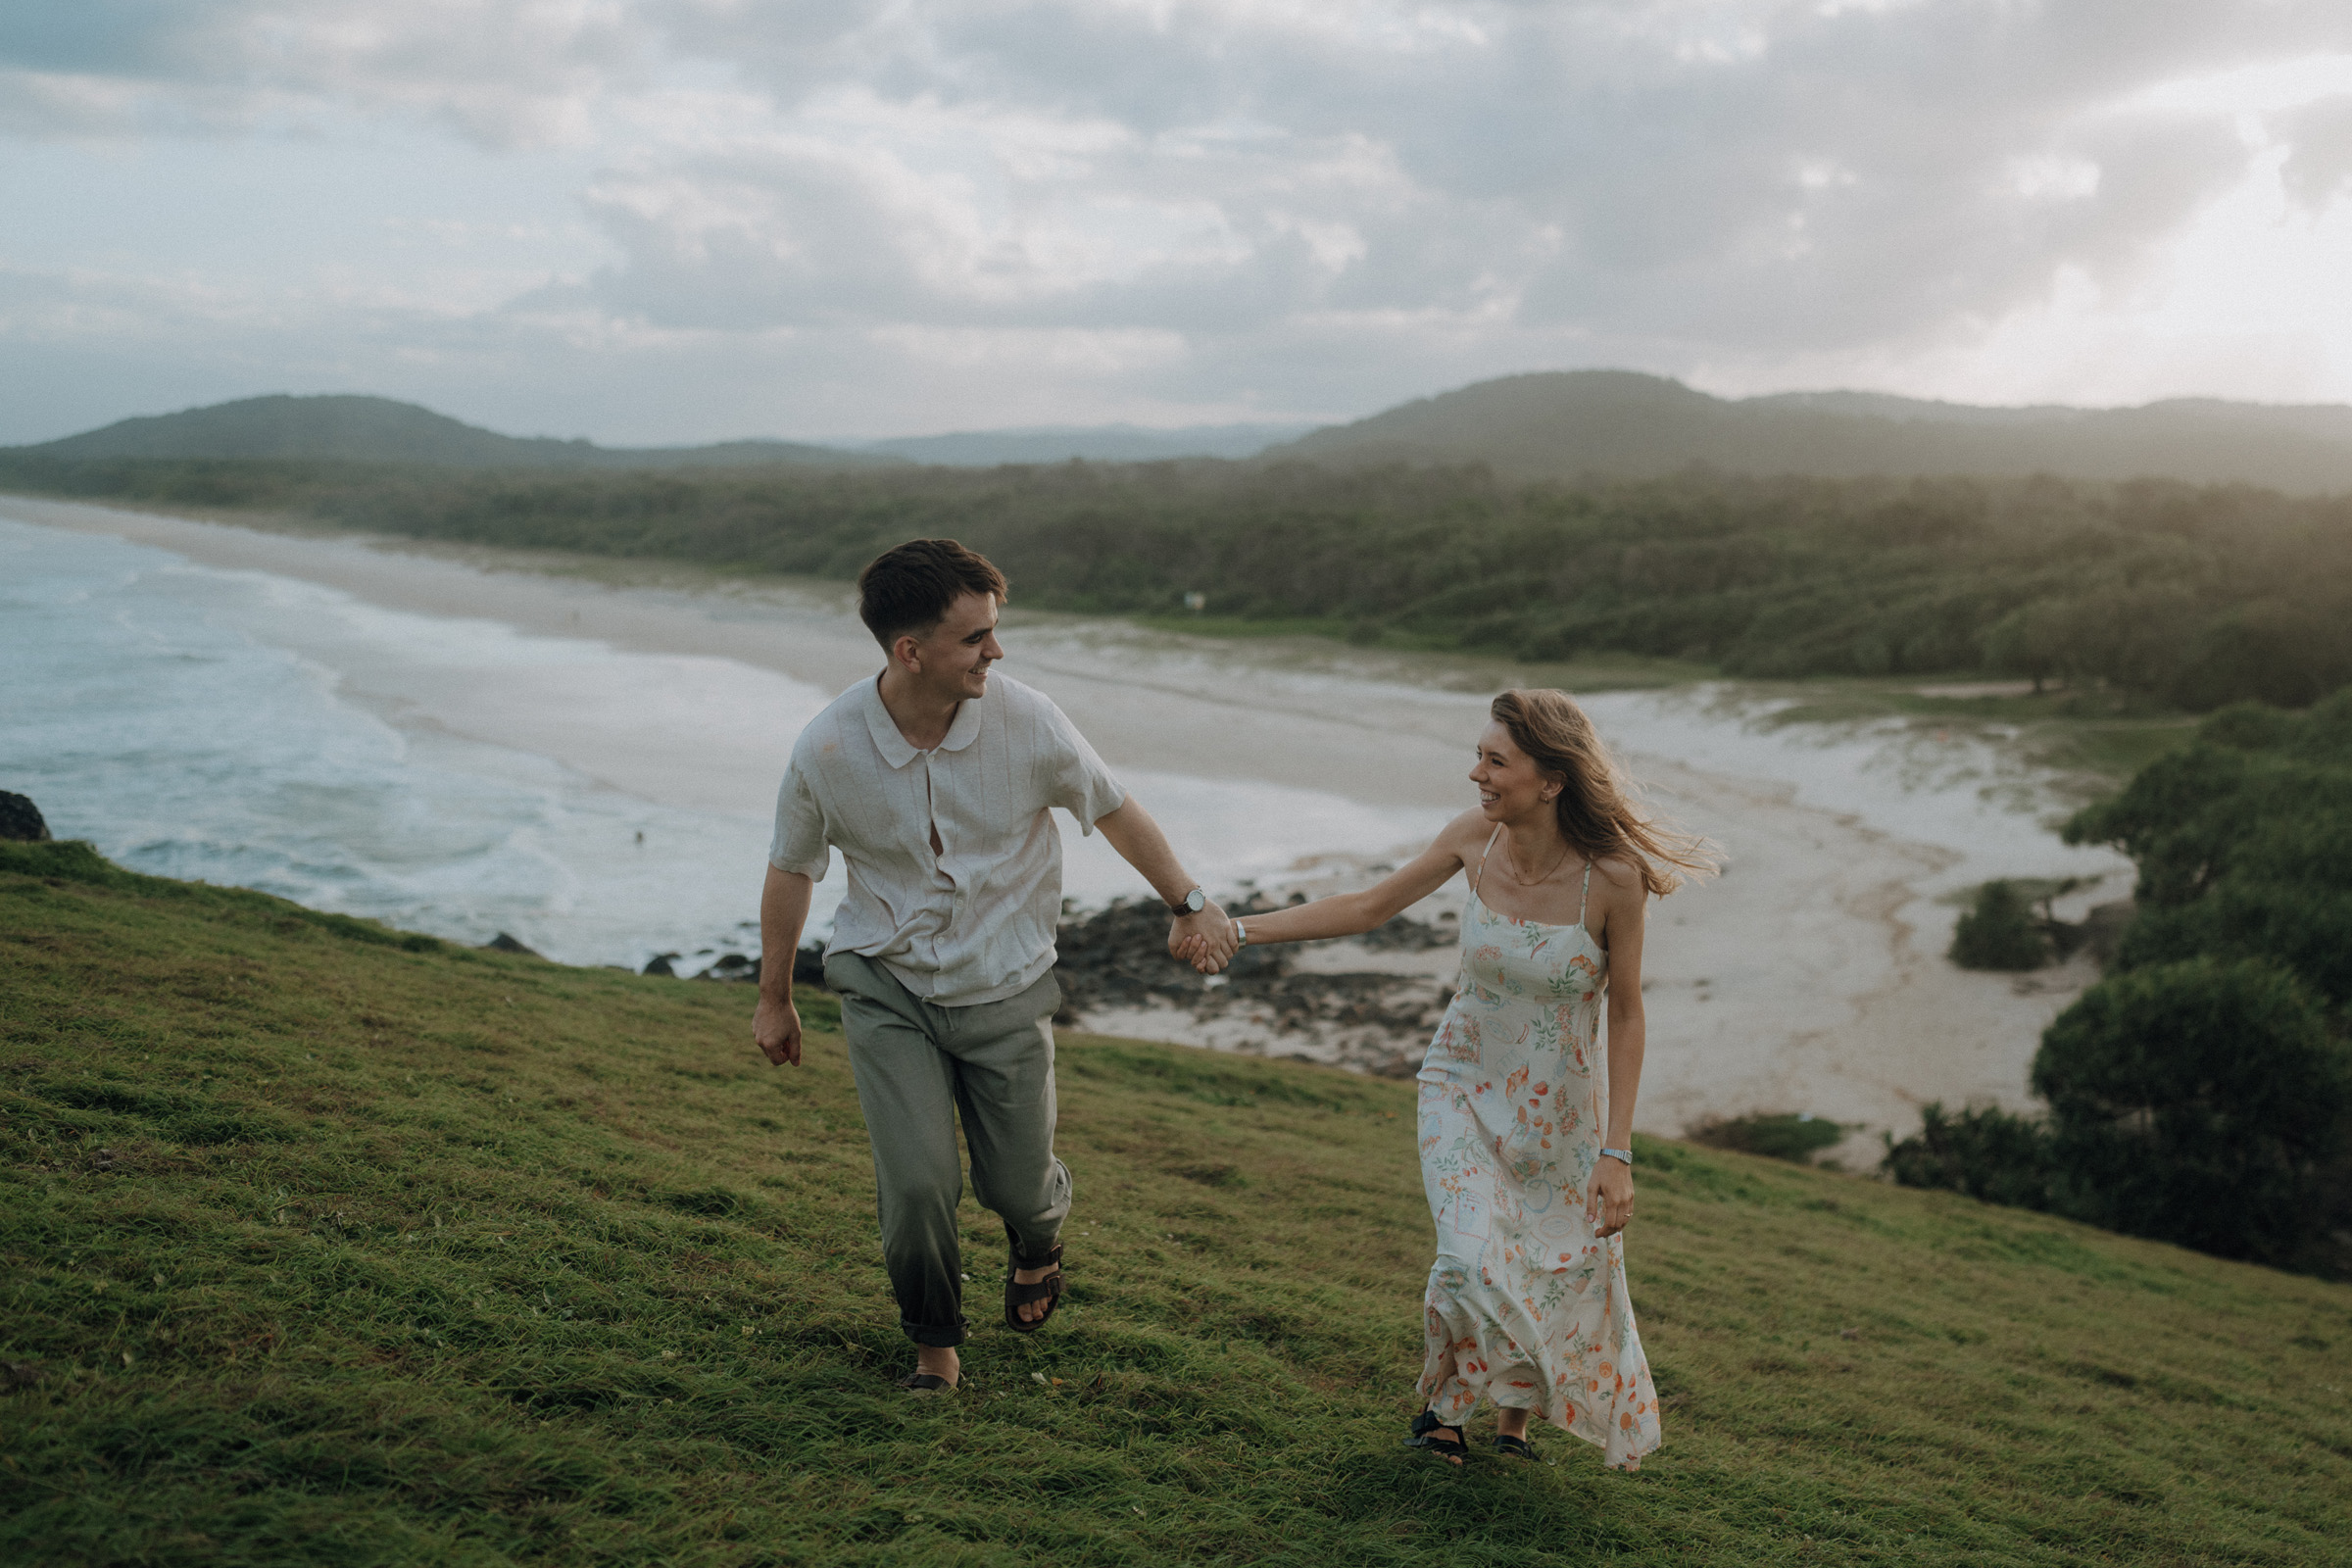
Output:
[1490, 688, 1720, 898]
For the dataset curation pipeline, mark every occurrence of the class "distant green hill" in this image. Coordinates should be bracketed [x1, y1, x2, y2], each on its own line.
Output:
[1271, 370, 2352, 491]
[861, 421, 1317, 466]
[6, 837, 2351, 1564]
[14, 394, 906, 471]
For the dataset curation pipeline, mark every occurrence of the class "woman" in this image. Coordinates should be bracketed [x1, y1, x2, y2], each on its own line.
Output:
[1189, 689, 1712, 1470]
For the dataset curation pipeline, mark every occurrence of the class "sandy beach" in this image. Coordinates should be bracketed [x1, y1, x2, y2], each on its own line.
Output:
[6, 495, 2132, 1163]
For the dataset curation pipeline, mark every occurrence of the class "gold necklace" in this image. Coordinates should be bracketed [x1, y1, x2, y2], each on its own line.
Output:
[1502, 830, 1573, 887]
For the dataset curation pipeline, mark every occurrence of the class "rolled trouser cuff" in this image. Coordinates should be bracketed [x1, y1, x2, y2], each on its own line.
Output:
[1004, 1216, 1063, 1270]
[902, 1315, 968, 1348]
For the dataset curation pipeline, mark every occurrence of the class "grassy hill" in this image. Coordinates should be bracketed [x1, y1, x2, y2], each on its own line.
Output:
[4, 840, 2350, 1566]
[14, 395, 903, 473]
[1271, 371, 2352, 492]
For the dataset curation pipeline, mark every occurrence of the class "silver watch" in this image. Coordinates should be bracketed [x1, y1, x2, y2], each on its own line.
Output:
[1170, 886, 1206, 915]
[1599, 1146, 1634, 1166]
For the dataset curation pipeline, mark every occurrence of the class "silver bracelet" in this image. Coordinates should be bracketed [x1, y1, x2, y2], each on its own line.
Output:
[1599, 1146, 1633, 1166]
[1234, 919, 1249, 948]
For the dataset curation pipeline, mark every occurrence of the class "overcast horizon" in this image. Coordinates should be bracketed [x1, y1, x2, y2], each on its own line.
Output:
[6, 3, 2352, 448]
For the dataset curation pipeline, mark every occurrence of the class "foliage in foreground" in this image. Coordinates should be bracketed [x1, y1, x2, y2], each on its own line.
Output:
[6, 839, 2352, 1566]
[1889, 691, 2352, 1275]
[6, 453, 2352, 709]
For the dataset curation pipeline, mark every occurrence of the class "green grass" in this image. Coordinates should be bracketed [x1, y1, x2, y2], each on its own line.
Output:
[5, 840, 2350, 1566]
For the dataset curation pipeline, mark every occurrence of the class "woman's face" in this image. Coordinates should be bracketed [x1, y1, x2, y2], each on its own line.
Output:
[1470, 721, 1560, 825]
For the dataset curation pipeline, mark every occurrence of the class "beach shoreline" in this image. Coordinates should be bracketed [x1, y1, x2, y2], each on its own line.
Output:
[5, 493, 2133, 1163]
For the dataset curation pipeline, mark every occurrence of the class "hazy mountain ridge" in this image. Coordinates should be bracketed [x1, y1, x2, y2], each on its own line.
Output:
[13, 395, 1317, 471]
[1268, 370, 2352, 491]
[24, 376, 2352, 489]
[857, 422, 1318, 466]
[13, 394, 907, 472]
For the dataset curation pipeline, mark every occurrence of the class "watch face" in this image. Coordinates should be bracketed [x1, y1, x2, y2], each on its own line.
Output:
[1180, 888, 1205, 913]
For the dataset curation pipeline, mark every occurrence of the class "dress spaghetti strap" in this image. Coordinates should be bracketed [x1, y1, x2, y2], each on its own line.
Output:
[1577, 860, 1592, 926]
[1471, 824, 1503, 896]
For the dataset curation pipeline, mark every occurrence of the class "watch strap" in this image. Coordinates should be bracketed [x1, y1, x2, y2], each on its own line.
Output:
[1599, 1147, 1634, 1166]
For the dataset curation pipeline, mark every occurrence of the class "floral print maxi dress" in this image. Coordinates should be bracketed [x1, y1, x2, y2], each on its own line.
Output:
[1415, 853, 1662, 1470]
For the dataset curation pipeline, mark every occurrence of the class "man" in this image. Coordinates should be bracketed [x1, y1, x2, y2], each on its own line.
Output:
[754, 538, 1238, 1393]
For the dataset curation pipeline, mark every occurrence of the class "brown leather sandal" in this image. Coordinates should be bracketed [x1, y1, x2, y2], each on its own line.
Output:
[1004, 1241, 1065, 1333]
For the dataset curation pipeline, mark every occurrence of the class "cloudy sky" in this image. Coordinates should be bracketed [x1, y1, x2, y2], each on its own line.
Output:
[5, 1, 2351, 445]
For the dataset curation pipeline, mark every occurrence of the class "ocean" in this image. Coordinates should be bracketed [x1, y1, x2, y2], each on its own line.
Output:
[0, 513, 1453, 972]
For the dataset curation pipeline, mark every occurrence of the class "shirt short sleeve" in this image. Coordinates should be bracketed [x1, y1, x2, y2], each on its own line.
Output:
[1037, 697, 1128, 834]
[767, 754, 832, 878]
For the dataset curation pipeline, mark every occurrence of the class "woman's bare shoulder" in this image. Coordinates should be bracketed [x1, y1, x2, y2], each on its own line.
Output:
[1434, 808, 1494, 854]
[1589, 853, 1645, 895]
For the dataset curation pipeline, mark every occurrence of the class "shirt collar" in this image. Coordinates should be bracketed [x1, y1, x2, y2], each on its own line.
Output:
[940, 689, 985, 752]
[860, 672, 985, 767]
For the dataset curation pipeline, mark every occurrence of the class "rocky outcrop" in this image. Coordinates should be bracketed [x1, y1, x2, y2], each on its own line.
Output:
[0, 793, 51, 843]
[1052, 895, 1459, 1074]
[660, 947, 826, 985]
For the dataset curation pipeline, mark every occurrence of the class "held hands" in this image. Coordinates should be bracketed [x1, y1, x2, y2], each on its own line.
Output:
[1168, 901, 1239, 974]
[753, 994, 804, 1067]
[1585, 1154, 1634, 1239]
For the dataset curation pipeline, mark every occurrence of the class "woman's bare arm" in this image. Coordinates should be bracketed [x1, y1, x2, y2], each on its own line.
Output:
[1588, 858, 1646, 1237]
[1223, 808, 1488, 948]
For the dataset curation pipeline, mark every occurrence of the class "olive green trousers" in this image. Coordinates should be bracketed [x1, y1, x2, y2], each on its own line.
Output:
[823, 952, 1071, 1348]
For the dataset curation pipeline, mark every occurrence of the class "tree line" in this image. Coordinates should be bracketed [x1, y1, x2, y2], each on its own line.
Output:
[6, 452, 2351, 708]
[1887, 689, 2352, 1277]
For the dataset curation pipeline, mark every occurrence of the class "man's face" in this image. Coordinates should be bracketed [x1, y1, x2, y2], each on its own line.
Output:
[900, 591, 1004, 701]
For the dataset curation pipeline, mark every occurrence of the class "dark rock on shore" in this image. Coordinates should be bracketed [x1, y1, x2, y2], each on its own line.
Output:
[643, 953, 680, 977]
[670, 946, 827, 986]
[1052, 895, 1458, 1074]
[0, 793, 52, 843]
[1052, 897, 1283, 1014]
[483, 932, 542, 956]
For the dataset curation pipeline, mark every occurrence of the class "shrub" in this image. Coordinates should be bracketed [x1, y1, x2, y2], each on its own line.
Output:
[1689, 1111, 1844, 1163]
[1880, 1102, 2057, 1210]
[1949, 880, 2048, 970]
[2032, 957, 2349, 1265]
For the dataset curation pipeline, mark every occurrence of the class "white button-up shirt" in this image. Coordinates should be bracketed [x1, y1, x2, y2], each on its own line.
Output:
[769, 672, 1129, 1005]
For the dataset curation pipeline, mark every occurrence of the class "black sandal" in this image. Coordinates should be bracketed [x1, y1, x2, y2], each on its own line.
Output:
[1494, 1433, 1535, 1459]
[1004, 1241, 1065, 1334]
[896, 1372, 956, 1395]
[1404, 1408, 1466, 1464]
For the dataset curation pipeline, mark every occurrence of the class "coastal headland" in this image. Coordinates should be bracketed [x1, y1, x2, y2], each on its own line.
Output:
[6, 494, 2132, 1161]
[5, 840, 2346, 1563]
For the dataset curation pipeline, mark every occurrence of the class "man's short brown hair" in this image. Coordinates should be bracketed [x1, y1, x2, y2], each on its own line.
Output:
[858, 539, 1009, 649]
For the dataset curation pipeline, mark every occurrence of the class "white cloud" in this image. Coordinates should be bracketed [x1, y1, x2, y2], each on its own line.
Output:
[4, 0, 2352, 442]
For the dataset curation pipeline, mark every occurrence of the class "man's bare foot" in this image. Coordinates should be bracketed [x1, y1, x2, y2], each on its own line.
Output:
[1011, 1261, 1055, 1325]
